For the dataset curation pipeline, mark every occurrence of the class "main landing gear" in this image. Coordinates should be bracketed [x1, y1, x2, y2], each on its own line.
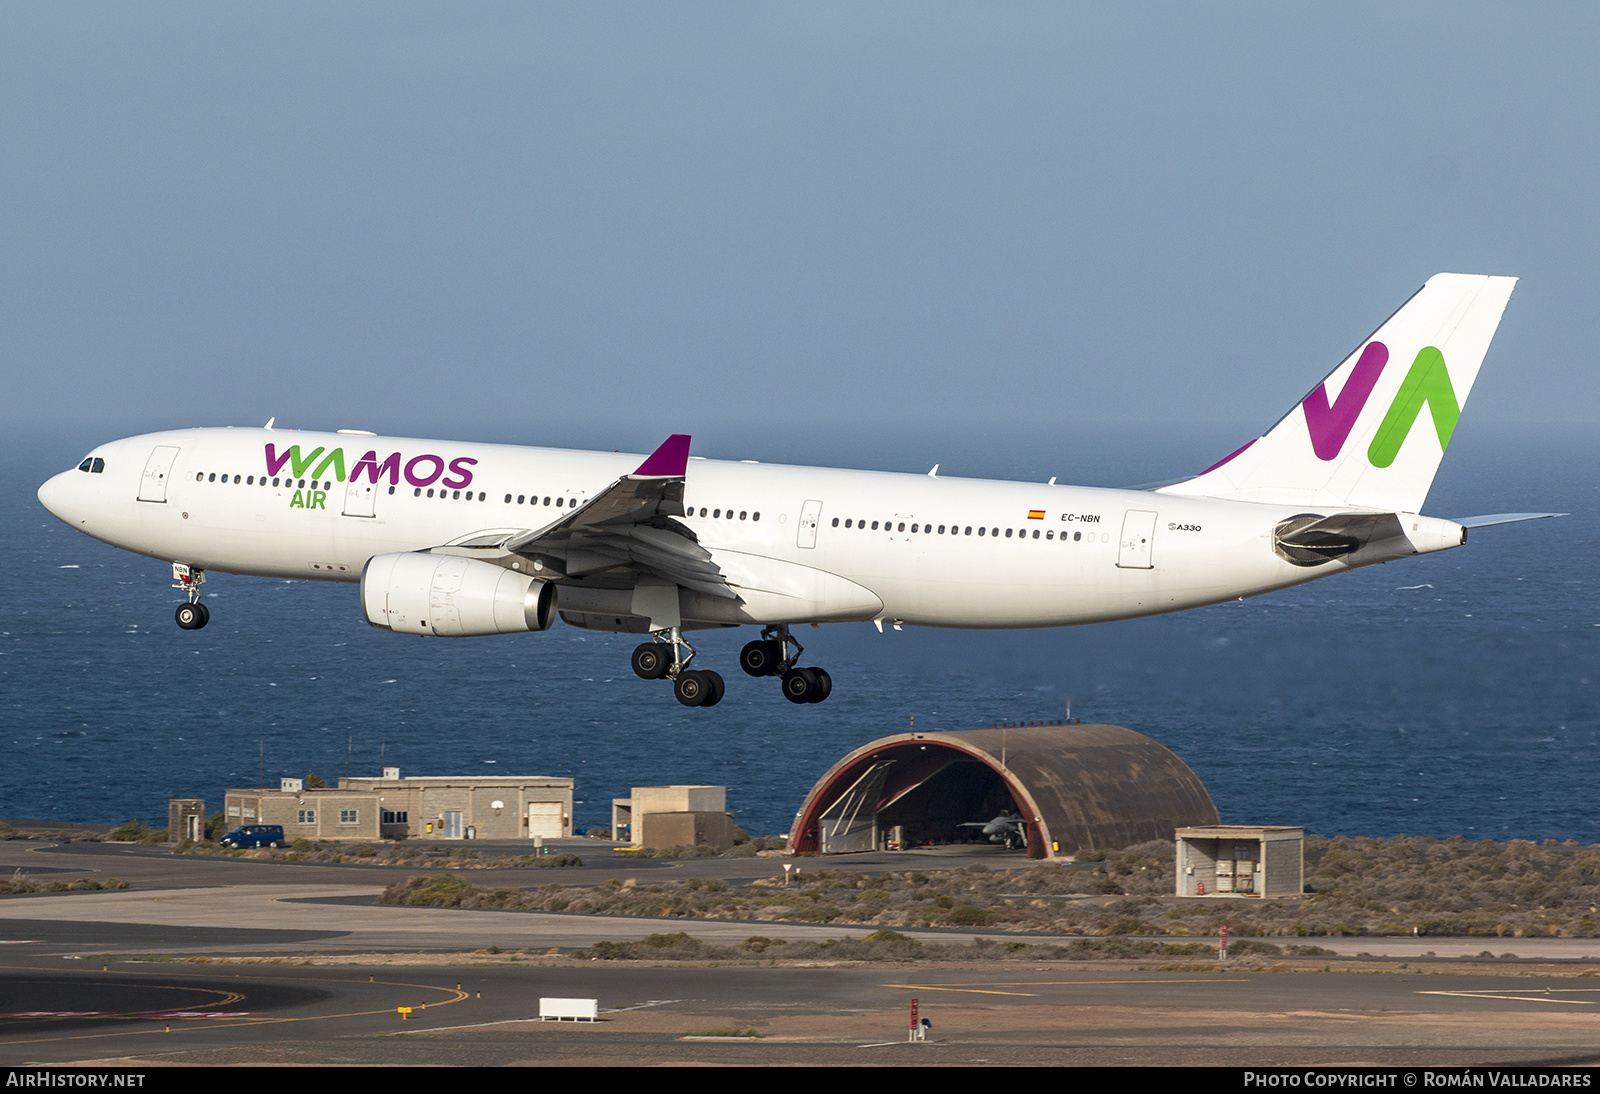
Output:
[631, 627, 725, 708]
[172, 563, 209, 630]
[740, 624, 832, 704]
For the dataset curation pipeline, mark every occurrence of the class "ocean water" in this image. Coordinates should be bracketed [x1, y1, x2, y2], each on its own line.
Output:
[2, 419, 1596, 841]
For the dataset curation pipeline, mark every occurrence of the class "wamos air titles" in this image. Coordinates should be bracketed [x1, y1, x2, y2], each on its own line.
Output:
[40, 274, 1557, 707]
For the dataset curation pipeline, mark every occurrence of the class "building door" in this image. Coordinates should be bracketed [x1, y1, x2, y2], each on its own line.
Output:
[796, 500, 823, 549]
[442, 811, 463, 839]
[527, 802, 563, 839]
[138, 446, 180, 503]
[1116, 510, 1158, 569]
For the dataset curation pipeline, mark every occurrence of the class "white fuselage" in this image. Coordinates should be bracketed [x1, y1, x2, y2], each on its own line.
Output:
[38, 426, 1455, 632]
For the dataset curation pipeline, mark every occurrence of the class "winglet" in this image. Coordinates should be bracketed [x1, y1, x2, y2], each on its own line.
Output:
[632, 434, 691, 477]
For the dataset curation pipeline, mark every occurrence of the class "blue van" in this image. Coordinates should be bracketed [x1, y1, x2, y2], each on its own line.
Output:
[218, 825, 285, 849]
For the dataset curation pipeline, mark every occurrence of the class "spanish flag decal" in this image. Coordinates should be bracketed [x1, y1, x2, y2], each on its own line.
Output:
[1028, 510, 1045, 520]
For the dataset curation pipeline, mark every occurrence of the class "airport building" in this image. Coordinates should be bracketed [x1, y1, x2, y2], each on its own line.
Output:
[222, 768, 574, 841]
[790, 722, 1219, 859]
[612, 785, 738, 850]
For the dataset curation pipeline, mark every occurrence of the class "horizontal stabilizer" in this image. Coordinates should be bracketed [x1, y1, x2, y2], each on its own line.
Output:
[1452, 512, 1566, 529]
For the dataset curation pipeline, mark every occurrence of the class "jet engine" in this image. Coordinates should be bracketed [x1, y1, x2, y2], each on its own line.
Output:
[361, 552, 556, 637]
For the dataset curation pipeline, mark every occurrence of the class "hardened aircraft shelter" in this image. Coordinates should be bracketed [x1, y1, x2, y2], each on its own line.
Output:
[790, 723, 1220, 859]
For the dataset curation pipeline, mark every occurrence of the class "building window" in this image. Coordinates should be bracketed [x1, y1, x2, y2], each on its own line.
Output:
[339, 809, 360, 825]
[297, 809, 316, 825]
[381, 810, 409, 825]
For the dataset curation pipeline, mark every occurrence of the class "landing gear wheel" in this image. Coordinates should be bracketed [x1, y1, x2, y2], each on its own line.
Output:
[175, 603, 206, 630]
[701, 670, 725, 707]
[195, 603, 210, 628]
[675, 670, 714, 706]
[740, 639, 783, 677]
[808, 667, 831, 703]
[632, 643, 669, 680]
[782, 668, 819, 704]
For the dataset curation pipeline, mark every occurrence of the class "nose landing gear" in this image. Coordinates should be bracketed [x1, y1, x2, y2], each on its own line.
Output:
[172, 563, 209, 630]
[631, 627, 725, 707]
[740, 624, 832, 703]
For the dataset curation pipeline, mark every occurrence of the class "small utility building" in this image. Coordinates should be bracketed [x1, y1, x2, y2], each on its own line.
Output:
[612, 785, 737, 851]
[223, 768, 573, 841]
[1175, 825, 1304, 897]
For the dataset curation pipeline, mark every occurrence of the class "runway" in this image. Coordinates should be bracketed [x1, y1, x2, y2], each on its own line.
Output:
[3, 841, 1600, 1065]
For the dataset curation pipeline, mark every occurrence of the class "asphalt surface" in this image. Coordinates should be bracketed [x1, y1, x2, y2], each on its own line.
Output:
[2, 840, 1600, 1066]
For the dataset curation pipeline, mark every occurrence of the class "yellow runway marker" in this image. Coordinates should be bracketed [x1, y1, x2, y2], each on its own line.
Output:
[1417, 990, 1600, 1006]
[885, 978, 1250, 992]
[881, 985, 1039, 997]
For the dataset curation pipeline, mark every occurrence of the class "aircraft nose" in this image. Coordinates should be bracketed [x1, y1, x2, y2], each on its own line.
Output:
[38, 471, 79, 524]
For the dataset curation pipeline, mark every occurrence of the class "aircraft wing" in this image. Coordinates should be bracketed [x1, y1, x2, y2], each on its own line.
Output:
[500, 435, 737, 601]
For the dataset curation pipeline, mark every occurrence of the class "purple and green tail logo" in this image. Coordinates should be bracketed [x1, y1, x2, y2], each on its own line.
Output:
[1303, 341, 1460, 467]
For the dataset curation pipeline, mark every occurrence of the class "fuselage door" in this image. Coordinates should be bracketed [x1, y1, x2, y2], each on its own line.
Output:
[342, 478, 377, 517]
[137, 446, 180, 503]
[797, 499, 823, 549]
[1116, 509, 1158, 569]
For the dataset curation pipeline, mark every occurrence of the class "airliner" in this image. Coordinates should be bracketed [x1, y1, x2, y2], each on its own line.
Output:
[38, 273, 1555, 707]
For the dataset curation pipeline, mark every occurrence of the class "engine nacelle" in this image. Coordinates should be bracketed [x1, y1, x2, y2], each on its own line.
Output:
[361, 552, 556, 637]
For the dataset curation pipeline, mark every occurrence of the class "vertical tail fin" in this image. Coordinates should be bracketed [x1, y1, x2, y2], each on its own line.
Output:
[1159, 273, 1517, 512]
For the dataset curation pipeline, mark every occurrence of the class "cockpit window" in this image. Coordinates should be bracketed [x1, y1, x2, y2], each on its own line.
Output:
[91, 458, 104, 474]
[78, 458, 93, 472]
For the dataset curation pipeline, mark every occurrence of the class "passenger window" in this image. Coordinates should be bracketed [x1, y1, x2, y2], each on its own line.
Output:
[479, 492, 486, 501]
[427, 489, 434, 497]
[517, 495, 525, 504]
[452, 490, 461, 499]
[556, 497, 564, 507]
[700, 507, 708, 517]
[937, 525, 945, 534]
[1046, 531, 1054, 540]
[544, 497, 551, 505]
[388, 486, 395, 494]
[871, 521, 879, 530]
[911, 524, 918, 533]
[247, 475, 254, 485]
[992, 528, 999, 537]
[1074, 531, 1082, 541]
[752, 512, 760, 521]
[196, 472, 204, 481]
[208, 473, 216, 482]
[1005, 528, 1012, 538]
[978, 527, 985, 536]
[1032, 529, 1040, 539]
[414, 488, 421, 496]
[713, 509, 721, 518]
[844, 519, 852, 528]
[897, 522, 905, 532]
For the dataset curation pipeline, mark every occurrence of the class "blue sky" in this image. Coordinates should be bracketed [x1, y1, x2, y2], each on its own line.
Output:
[4, 3, 1596, 439]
